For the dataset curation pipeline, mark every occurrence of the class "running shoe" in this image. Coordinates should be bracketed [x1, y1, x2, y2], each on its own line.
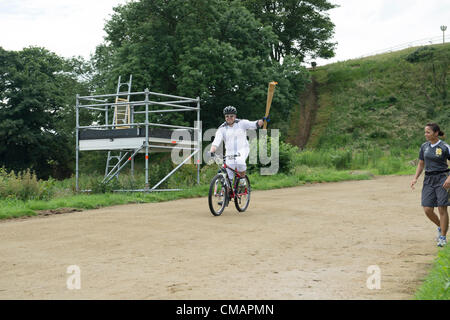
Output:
[436, 227, 441, 241]
[437, 236, 447, 247]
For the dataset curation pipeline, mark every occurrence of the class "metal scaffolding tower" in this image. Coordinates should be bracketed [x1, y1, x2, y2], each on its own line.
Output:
[75, 81, 201, 193]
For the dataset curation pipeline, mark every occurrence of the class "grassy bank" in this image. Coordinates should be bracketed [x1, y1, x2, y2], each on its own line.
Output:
[308, 43, 450, 151]
[415, 245, 450, 300]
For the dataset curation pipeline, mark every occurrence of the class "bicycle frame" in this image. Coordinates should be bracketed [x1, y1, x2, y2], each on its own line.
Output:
[213, 154, 246, 200]
[208, 153, 251, 215]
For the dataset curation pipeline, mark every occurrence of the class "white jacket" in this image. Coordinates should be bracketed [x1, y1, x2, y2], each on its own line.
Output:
[211, 119, 259, 159]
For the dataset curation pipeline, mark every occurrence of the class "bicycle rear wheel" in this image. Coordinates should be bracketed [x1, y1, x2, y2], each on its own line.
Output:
[208, 174, 228, 216]
[234, 176, 251, 212]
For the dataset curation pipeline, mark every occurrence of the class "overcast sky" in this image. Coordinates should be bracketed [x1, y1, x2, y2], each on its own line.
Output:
[0, 0, 448, 66]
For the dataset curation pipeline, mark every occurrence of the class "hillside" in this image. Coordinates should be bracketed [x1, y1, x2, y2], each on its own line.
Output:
[289, 43, 450, 151]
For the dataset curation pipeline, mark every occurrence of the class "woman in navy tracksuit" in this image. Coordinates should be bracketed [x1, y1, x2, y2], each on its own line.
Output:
[411, 123, 450, 247]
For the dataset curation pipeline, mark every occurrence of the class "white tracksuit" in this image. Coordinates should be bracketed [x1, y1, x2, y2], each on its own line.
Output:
[211, 119, 259, 180]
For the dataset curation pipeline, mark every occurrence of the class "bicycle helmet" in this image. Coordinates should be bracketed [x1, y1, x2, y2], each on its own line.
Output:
[223, 106, 237, 115]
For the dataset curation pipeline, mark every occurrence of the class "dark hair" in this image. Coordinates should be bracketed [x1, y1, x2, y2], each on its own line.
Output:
[426, 123, 445, 136]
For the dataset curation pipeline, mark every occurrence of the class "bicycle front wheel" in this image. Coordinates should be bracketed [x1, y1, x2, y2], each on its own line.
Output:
[234, 176, 251, 212]
[208, 174, 228, 216]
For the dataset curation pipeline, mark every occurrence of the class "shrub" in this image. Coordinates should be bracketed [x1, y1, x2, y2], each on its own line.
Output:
[168, 164, 199, 189]
[200, 164, 220, 184]
[330, 149, 353, 170]
[0, 168, 44, 200]
[248, 137, 299, 174]
[90, 176, 121, 193]
[293, 149, 330, 167]
[405, 46, 435, 63]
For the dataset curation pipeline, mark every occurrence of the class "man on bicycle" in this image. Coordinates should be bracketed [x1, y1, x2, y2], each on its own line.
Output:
[210, 106, 264, 181]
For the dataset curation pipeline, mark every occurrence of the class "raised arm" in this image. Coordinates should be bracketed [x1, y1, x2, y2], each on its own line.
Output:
[241, 119, 264, 130]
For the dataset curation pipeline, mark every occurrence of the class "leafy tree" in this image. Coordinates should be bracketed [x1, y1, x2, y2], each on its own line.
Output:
[0, 47, 90, 179]
[241, 0, 337, 62]
[92, 0, 310, 133]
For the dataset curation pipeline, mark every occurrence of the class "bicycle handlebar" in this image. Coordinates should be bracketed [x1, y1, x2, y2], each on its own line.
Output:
[212, 153, 240, 160]
[209, 153, 241, 166]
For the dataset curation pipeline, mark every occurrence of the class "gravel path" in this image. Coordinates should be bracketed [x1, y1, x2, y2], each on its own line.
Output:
[0, 175, 437, 299]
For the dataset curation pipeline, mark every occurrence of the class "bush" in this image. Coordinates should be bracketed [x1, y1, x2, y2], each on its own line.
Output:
[405, 46, 435, 63]
[293, 148, 354, 170]
[90, 177, 122, 193]
[200, 163, 220, 184]
[0, 168, 54, 200]
[248, 137, 299, 174]
[352, 150, 369, 168]
[330, 149, 353, 170]
[168, 164, 199, 189]
[287, 146, 415, 175]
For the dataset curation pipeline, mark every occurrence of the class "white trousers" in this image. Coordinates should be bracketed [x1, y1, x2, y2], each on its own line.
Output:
[225, 151, 248, 181]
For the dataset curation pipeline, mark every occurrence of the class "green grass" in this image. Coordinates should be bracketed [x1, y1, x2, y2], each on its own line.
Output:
[415, 245, 450, 300]
[0, 199, 37, 219]
[308, 43, 450, 151]
[292, 147, 417, 175]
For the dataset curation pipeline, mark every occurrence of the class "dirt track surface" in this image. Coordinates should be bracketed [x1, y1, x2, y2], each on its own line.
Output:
[0, 175, 439, 300]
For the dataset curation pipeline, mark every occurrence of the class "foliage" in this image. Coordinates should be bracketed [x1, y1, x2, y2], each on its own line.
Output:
[241, 0, 337, 61]
[248, 135, 302, 174]
[0, 163, 374, 219]
[404, 45, 448, 110]
[92, 0, 312, 135]
[168, 164, 199, 189]
[415, 245, 450, 300]
[0, 139, 421, 220]
[308, 43, 450, 151]
[405, 46, 435, 63]
[0, 1, 337, 180]
[0, 46, 91, 179]
[292, 146, 416, 174]
[0, 167, 57, 200]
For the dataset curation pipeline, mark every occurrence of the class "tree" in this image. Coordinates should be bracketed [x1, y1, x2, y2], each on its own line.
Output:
[241, 0, 337, 62]
[0, 47, 90, 179]
[93, 0, 310, 132]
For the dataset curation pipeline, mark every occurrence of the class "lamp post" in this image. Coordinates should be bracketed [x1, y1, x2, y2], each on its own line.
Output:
[441, 25, 447, 44]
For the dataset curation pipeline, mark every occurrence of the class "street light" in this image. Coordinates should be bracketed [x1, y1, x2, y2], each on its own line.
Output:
[441, 25, 447, 44]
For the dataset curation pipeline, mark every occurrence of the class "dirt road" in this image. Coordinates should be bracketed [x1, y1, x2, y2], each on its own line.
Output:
[0, 175, 439, 299]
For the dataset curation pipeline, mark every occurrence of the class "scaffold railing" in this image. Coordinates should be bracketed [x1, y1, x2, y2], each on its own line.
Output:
[75, 87, 201, 193]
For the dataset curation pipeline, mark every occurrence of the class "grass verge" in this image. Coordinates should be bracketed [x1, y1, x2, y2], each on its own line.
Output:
[415, 245, 450, 300]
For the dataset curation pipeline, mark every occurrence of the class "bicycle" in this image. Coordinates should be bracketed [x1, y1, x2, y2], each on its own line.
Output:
[208, 153, 251, 216]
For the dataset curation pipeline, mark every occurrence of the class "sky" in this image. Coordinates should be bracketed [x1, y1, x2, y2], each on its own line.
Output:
[0, 0, 449, 66]
[0, 0, 126, 59]
[315, 0, 450, 65]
